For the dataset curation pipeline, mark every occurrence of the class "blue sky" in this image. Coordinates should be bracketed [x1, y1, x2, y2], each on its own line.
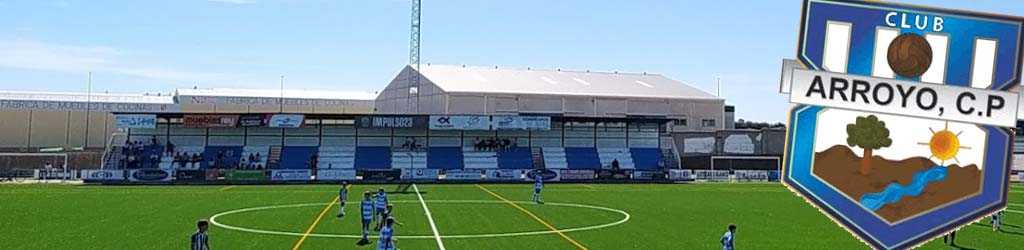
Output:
[0, 0, 1021, 122]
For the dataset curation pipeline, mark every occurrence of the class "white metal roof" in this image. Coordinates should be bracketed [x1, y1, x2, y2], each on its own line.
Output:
[175, 88, 377, 100]
[415, 64, 722, 100]
[0, 90, 175, 104]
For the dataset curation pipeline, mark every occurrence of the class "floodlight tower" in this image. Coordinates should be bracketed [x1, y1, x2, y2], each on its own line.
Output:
[408, 0, 421, 113]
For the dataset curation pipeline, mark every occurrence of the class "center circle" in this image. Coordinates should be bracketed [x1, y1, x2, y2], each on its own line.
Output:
[209, 200, 631, 239]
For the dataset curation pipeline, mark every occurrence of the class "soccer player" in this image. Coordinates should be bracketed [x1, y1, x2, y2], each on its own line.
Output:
[373, 187, 388, 228]
[720, 224, 736, 250]
[992, 210, 1003, 231]
[532, 175, 544, 204]
[943, 229, 957, 246]
[359, 191, 375, 245]
[377, 217, 397, 250]
[191, 219, 210, 250]
[376, 204, 404, 231]
[337, 181, 349, 217]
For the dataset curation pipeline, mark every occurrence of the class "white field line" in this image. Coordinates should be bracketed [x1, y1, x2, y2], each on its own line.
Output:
[414, 184, 447, 250]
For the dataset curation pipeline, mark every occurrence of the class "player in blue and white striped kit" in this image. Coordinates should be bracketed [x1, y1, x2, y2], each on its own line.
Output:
[532, 175, 544, 204]
[359, 191, 375, 245]
[377, 217, 397, 250]
[373, 187, 388, 229]
[337, 181, 349, 217]
[190, 220, 210, 250]
[720, 224, 736, 250]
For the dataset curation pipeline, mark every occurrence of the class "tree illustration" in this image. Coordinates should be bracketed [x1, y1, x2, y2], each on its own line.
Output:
[846, 115, 892, 175]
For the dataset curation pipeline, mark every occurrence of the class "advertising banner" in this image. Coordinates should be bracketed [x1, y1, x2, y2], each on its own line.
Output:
[175, 170, 207, 181]
[444, 169, 484, 180]
[115, 114, 157, 129]
[35, 170, 76, 179]
[360, 170, 401, 181]
[81, 169, 125, 181]
[238, 115, 266, 127]
[401, 169, 441, 181]
[128, 169, 172, 182]
[525, 169, 560, 182]
[183, 114, 238, 128]
[355, 116, 428, 129]
[270, 170, 311, 181]
[668, 169, 695, 181]
[225, 170, 266, 181]
[694, 169, 730, 181]
[1014, 154, 1024, 171]
[268, 114, 305, 128]
[596, 169, 632, 180]
[492, 116, 551, 130]
[559, 169, 596, 180]
[632, 170, 665, 180]
[430, 115, 490, 130]
[317, 169, 357, 181]
[768, 170, 781, 182]
[734, 170, 769, 181]
[484, 169, 523, 181]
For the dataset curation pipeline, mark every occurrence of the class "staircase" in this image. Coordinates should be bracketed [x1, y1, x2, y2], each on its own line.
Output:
[531, 147, 545, 169]
[266, 146, 283, 169]
[541, 147, 568, 169]
[463, 147, 498, 169]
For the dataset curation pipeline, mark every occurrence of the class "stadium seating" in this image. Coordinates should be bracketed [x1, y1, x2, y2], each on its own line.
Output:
[317, 146, 355, 169]
[630, 148, 664, 169]
[497, 147, 533, 169]
[392, 150, 427, 168]
[427, 147, 464, 169]
[565, 147, 601, 169]
[542, 147, 569, 169]
[278, 146, 318, 169]
[140, 145, 165, 168]
[598, 148, 635, 169]
[158, 145, 206, 169]
[355, 146, 392, 169]
[463, 147, 499, 169]
[202, 146, 243, 168]
[241, 145, 269, 167]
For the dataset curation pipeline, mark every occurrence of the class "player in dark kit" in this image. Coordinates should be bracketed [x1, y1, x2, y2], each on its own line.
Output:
[337, 181, 349, 217]
[191, 219, 210, 250]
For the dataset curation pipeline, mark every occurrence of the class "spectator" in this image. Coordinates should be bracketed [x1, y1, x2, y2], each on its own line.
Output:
[44, 161, 53, 170]
[149, 153, 159, 168]
[474, 138, 482, 151]
[255, 152, 261, 162]
[410, 137, 419, 151]
[512, 138, 519, 149]
[165, 141, 175, 157]
[503, 138, 511, 151]
[150, 136, 158, 146]
[612, 159, 620, 170]
[248, 153, 255, 163]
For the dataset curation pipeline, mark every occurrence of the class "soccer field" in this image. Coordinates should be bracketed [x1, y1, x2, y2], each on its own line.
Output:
[3, 183, 1024, 249]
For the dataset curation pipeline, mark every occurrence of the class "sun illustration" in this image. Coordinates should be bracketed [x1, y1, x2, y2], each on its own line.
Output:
[917, 121, 972, 166]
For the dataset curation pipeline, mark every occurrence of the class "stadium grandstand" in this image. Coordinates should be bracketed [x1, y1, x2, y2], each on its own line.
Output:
[0, 64, 799, 183]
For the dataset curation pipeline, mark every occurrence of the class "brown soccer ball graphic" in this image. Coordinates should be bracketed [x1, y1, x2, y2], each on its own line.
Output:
[887, 33, 932, 78]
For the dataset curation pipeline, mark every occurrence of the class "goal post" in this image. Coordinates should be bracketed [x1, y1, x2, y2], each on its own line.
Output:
[0, 153, 71, 181]
[710, 156, 781, 172]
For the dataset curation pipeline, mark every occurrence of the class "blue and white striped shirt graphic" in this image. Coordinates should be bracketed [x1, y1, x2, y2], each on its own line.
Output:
[339, 188, 348, 202]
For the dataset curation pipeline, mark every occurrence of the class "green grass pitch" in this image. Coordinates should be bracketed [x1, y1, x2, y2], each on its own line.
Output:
[3, 183, 1024, 249]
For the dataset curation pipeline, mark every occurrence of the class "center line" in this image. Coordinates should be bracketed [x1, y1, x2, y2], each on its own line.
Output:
[291, 196, 338, 250]
[476, 184, 589, 250]
[414, 184, 447, 250]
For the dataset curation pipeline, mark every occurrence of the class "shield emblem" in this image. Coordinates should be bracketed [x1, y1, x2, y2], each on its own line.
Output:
[779, 0, 1024, 249]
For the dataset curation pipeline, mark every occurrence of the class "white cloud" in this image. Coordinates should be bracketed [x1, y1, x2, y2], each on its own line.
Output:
[207, 0, 255, 4]
[0, 39, 218, 81]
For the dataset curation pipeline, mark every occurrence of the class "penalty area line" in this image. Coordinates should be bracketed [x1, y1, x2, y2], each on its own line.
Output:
[413, 184, 447, 250]
[291, 195, 339, 250]
[475, 184, 589, 250]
